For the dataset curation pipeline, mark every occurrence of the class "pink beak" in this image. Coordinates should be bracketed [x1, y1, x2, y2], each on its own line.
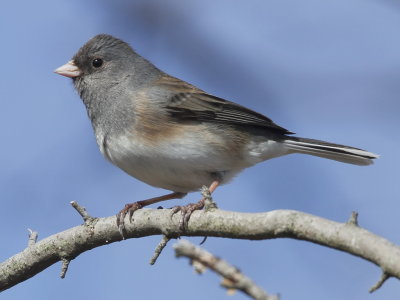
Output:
[54, 60, 82, 78]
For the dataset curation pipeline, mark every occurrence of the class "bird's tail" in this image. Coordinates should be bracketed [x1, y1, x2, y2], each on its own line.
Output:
[283, 137, 378, 166]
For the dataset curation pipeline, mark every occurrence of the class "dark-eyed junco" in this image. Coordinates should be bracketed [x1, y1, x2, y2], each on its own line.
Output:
[55, 34, 378, 230]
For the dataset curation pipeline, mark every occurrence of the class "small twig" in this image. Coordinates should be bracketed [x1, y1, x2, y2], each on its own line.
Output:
[70, 201, 94, 223]
[174, 240, 278, 300]
[369, 272, 390, 293]
[347, 211, 359, 226]
[201, 186, 218, 211]
[150, 235, 171, 265]
[60, 258, 70, 279]
[27, 229, 38, 247]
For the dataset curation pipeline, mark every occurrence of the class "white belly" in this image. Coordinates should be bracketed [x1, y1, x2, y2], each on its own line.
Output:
[99, 131, 242, 192]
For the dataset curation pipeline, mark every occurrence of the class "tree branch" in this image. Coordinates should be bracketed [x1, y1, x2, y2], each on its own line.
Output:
[174, 239, 278, 300]
[1, 208, 400, 292]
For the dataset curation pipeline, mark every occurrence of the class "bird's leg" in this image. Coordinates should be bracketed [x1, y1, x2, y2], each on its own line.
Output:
[116, 192, 187, 232]
[172, 180, 220, 230]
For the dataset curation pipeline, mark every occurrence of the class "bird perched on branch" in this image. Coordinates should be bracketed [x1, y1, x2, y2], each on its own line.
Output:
[55, 34, 378, 232]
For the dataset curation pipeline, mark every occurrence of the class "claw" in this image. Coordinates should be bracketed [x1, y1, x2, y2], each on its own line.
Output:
[129, 207, 134, 223]
[170, 198, 205, 230]
[116, 211, 126, 238]
[116, 202, 143, 237]
[115, 192, 188, 237]
[170, 206, 181, 219]
[182, 207, 192, 229]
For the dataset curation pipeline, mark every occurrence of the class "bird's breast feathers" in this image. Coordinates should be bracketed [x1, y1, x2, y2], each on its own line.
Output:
[97, 124, 259, 192]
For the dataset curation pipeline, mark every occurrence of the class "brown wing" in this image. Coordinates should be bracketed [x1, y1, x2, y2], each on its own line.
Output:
[157, 77, 293, 135]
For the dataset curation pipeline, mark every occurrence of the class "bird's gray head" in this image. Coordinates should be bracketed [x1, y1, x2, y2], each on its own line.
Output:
[55, 34, 160, 103]
[55, 34, 161, 135]
[73, 34, 134, 80]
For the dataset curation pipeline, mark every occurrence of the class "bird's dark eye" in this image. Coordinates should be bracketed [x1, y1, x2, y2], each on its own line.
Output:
[92, 58, 103, 68]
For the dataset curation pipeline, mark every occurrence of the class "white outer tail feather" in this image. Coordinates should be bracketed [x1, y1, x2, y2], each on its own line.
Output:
[284, 137, 379, 166]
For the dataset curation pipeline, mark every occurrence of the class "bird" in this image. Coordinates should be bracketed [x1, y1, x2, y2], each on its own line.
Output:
[54, 34, 378, 231]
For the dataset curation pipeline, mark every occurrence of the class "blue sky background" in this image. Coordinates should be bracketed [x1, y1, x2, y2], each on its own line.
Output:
[1, 1, 400, 299]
